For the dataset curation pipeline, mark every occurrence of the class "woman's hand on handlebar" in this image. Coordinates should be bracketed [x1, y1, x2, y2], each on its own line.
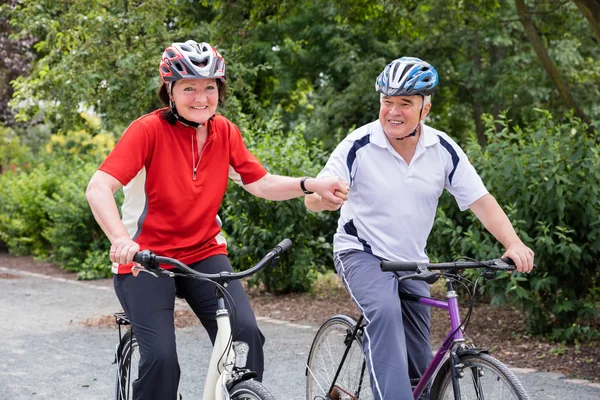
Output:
[109, 236, 140, 266]
[503, 242, 535, 273]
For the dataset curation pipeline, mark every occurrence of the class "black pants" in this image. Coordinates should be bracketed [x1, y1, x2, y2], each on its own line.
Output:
[114, 254, 265, 400]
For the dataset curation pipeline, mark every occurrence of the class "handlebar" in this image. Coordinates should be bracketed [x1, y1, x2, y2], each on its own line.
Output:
[380, 257, 516, 273]
[132, 238, 293, 282]
[380, 258, 520, 284]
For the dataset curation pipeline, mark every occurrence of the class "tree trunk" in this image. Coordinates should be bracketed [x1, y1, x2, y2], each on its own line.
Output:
[515, 0, 592, 126]
[491, 46, 507, 134]
[466, 4, 487, 147]
[572, 0, 600, 45]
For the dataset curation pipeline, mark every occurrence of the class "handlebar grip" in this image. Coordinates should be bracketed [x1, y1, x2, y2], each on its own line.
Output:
[498, 257, 536, 270]
[274, 238, 293, 254]
[132, 250, 154, 266]
[380, 261, 418, 272]
[500, 257, 515, 266]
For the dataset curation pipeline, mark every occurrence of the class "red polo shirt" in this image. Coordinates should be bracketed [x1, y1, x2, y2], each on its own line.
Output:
[99, 109, 267, 274]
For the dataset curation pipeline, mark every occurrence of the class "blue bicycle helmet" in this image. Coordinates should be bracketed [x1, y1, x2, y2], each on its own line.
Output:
[375, 57, 438, 96]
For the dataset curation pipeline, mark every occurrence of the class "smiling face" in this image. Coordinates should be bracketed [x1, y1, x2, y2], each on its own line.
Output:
[378, 94, 431, 140]
[170, 78, 219, 125]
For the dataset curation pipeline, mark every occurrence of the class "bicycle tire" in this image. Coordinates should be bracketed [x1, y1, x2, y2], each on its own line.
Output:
[115, 329, 140, 400]
[229, 379, 276, 400]
[306, 314, 373, 400]
[430, 353, 529, 400]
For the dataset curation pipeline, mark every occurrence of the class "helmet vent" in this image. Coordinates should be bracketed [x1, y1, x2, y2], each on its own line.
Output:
[192, 60, 208, 68]
[159, 40, 226, 83]
[375, 57, 439, 96]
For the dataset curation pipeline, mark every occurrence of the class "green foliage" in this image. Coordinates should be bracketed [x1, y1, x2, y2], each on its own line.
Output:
[0, 127, 121, 279]
[221, 110, 337, 293]
[0, 165, 58, 256]
[7, 0, 180, 130]
[40, 159, 117, 279]
[0, 124, 31, 171]
[428, 111, 600, 341]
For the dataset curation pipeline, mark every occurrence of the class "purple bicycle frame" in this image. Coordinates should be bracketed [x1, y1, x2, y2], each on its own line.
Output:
[410, 293, 463, 399]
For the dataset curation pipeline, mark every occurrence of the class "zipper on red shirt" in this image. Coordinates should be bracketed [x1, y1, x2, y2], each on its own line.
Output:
[191, 130, 214, 180]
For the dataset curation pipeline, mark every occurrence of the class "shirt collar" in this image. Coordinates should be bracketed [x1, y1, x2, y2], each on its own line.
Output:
[421, 123, 440, 147]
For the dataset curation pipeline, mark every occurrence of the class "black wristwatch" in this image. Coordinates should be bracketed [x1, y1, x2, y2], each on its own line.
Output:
[300, 177, 314, 195]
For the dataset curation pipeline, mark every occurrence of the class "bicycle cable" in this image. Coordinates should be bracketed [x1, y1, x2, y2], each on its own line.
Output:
[163, 271, 239, 375]
[441, 256, 499, 348]
[439, 272, 474, 349]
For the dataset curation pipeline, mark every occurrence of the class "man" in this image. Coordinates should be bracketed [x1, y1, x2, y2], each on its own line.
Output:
[304, 57, 534, 399]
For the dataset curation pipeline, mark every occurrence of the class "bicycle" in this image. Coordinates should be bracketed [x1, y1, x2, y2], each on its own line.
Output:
[305, 257, 530, 400]
[113, 238, 292, 400]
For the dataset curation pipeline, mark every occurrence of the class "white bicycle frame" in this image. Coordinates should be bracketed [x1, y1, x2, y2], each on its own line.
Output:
[132, 239, 291, 400]
[203, 304, 236, 400]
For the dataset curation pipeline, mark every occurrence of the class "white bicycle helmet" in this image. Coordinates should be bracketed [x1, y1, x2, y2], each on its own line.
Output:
[159, 40, 225, 83]
[375, 57, 438, 96]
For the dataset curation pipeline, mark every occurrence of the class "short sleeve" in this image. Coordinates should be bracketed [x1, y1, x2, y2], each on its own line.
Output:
[99, 120, 151, 186]
[316, 138, 354, 185]
[442, 140, 488, 211]
[227, 122, 267, 185]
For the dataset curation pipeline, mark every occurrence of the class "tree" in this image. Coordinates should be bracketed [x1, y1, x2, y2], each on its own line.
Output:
[573, 0, 600, 45]
[7, 0, 188, 131]
[0, 0, 35, 126]
[516, 0, 592, 126]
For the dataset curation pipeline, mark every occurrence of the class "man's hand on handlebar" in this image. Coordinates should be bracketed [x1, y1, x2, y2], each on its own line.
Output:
[503, 242, 535, 273]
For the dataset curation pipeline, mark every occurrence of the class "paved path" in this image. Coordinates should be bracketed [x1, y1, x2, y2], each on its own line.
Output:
[1, 266, 599, 399]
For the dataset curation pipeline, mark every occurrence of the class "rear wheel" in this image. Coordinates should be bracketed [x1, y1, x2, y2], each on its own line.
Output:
[115, 329, 140, 400]
[229, 380, 276, 400]
[306, 315, 373, 400]
[431, 353, 529, 399]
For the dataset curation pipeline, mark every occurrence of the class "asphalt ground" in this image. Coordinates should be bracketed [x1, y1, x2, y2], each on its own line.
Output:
[1, 266, 599, 399]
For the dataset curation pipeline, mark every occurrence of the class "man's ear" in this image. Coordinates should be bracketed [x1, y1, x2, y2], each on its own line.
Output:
[422, 102, 432, 120]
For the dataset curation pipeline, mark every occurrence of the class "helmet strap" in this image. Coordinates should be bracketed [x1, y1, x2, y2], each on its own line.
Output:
[169, 82, 202, 128]
[396, 96, 424, 141]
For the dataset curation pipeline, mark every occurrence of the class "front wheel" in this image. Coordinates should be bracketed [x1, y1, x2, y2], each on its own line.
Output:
[229, 380, 276, 400]
[306, 315, 373, 400]
[430, 353, 529, 399]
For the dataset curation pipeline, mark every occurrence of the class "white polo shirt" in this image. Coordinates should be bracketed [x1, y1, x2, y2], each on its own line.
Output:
[317, 120, 488, 262]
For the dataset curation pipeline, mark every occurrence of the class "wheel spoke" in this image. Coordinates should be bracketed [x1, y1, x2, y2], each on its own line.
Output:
[306, 316, 374, 400]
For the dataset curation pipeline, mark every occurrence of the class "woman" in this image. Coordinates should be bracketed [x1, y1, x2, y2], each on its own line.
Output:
[86, 40, 348, 400]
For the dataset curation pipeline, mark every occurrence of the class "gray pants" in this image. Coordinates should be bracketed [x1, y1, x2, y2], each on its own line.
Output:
[335, 250, 432, 400]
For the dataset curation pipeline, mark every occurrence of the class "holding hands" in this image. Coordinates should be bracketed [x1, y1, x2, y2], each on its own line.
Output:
[303, 176, 350, 211]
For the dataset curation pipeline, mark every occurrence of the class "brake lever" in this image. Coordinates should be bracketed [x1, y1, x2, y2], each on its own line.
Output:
[397, 264, 440, 284]
[131, 265, 175, 278]
[482, 270, 496, 280]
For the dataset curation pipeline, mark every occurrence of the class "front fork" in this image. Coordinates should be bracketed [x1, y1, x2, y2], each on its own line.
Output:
[448, 345, 487, 399]
[449, 348, 464, 399]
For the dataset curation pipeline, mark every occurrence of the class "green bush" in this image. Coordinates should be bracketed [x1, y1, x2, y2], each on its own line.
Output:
[0, 124, 32, 172]
[428, 111, 600, 341]
[221, 111, 338, 293]
[0, 165, 59, 256]
[0, 126, 119, 279]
